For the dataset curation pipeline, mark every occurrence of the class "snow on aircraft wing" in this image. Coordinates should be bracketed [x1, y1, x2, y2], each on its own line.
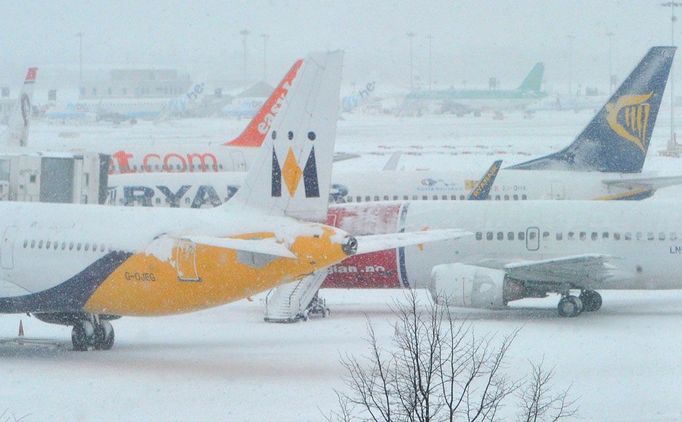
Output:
[503, 253, 615, 284]
[355, 229, 471, 255]
[186, 236, 296, 258]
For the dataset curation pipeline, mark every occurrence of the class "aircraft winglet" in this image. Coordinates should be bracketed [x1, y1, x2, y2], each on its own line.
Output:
[468, 160, 502, 200]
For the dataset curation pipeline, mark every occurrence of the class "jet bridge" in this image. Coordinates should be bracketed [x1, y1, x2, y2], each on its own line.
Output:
[0, 151, 108, 204]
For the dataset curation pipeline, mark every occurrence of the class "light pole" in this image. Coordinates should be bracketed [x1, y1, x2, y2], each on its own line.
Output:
[261, 33, 269, 82]
[406, 31, 415, 90]
[606, 32, 614, 94]
[662, 2, 681, 145]
[565, 35, 575, 97]
[426, 34, 433, 90]
[76, 32, 83, 95]
[240, 29, 250, 82]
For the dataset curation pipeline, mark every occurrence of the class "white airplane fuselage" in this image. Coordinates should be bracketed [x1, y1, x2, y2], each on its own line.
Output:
[0, 201, 350, 316]
[107, 168, 660, 209]
[323, 200, 682, 291]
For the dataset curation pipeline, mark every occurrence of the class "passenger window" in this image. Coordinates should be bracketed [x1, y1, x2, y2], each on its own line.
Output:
[513, 194, 518, 200]
[542, 231, 549, 239]
[529, 231, 537, 240]
[383, 196, 389, 200]
[459, 195, 465, 200]
[591, 232, 598, 241]
[521, 194, 527, 200]
[432, 195, 438, 200]
[504, 195, 509, 200]
[422, 195, 428, 200]
[497, 232, 503, 240]
[636, 232, 642, 241]
[518, 232, 525, 241]
[393, 196, 399, 200]
[568, 232, 574, 240]
[486, 232, 493, 240]
[658, 232, 665, 241]
[155, 198, 161, 205]
[76, 243, 82, 251]
[671, 233, 678, 241]
[614, 233, 621, 240]
[366, 196, 371, 202]
[602, 232, 609, 239]
[69, 242, 74, 250]
[84, 244, 89, 251]
[494, 195, 500, 200]
[46, 241, 51, 249]
[22, 240, 27, 248]
[507, 232, 514, 240]
[38, 240, 43, 249]
[442, 195, 448, 200]
[374, 196, 380, 201]
[625, 232, 632, 241]
[579, 232, 586, 241]
[556, 232, 563, 241]
[451, 195, 457, 200]
[346, 197, 353, 203]
[403, 196, 409, 200]
[412, 195, 418, 200]
[647, 232, 654, 241]
[30, 240, 36, 248]
[185, 197, 191, 204]
[475, 232, 482, 240]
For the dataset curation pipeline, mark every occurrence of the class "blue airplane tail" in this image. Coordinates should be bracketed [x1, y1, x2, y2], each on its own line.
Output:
[510, 47, 675, 173]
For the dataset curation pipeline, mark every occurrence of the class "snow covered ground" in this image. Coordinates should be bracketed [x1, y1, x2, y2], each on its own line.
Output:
[2, 110, 682, 420]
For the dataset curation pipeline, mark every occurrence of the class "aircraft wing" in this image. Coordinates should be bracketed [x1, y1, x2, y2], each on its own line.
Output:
[355, 229, 471, 255]
[186, 236, 296, 258]
[601, 175, 682, 194]
[502, 253, 615, 285]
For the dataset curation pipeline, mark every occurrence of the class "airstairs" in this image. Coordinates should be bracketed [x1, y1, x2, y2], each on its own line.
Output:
[264, 270, 330, 323]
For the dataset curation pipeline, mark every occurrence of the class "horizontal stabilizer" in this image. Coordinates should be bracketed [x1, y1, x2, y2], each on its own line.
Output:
[354, 229, 471, 256]
[602, 175, 682, 192]
[186, 235, 296, 258]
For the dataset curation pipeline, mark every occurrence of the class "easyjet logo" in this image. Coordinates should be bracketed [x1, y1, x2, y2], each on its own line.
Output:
[110, 150, 220, 174]
[271, 145, 319, 198]
[257, 81, 291, 135]
[605, 92, 653, 152]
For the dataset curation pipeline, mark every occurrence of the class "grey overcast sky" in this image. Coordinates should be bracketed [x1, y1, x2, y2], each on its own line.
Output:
[0, 1, 675, 90]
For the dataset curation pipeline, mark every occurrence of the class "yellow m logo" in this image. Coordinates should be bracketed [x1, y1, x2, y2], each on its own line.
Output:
[605, 93, 653, 152]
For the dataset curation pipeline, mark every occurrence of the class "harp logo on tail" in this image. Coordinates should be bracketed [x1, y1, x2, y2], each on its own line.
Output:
[605, 92, 653, 152]
[271, 146, 319, 198]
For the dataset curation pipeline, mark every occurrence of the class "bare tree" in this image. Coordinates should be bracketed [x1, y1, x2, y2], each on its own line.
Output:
[325, 291, 577, 422]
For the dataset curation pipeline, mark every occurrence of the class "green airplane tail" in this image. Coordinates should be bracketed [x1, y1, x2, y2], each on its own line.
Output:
[517, 62, 544, 92]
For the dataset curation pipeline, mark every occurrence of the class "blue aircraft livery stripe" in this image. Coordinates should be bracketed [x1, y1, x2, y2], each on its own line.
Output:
[0, 251, 131, 314]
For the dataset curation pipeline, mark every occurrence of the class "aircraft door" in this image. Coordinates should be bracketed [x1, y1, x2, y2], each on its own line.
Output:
[1, 226, 17, 269]
[175, 239, 201, 281]
[525, 227, 540, 251]
[550, 182, 565, 200]
[231, 152, 247, 171]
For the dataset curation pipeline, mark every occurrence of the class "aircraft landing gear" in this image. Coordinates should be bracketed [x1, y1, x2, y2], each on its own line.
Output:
[71, 317, 115, 351]
[557, 295, 583, 318]
[579, 290, 602, 312]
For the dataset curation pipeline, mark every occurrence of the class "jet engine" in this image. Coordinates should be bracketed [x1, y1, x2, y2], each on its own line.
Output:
[429, 263, 527, 308]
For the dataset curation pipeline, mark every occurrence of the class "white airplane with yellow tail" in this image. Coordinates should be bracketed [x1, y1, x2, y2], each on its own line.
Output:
[0, 51, 465, 350]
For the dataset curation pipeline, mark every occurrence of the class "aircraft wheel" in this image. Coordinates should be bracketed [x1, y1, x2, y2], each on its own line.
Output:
[557, 295, 583, 318]
[72, 320, 95, 351]
[94, 321, 115, 350]
[580, 290, 602, 312]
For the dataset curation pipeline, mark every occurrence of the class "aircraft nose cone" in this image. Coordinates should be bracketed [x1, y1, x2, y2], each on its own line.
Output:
[342, 235, 358, 256]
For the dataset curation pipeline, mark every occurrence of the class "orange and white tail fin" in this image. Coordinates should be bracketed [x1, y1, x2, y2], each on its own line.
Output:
[6, 67, 37, 148]
[224, 59, 304, 147]
[226, 51, 344, 222]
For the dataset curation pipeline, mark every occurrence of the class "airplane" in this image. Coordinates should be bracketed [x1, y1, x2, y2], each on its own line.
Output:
[324, 198, 682, 318]
[105, 47, 680, 208]
[44, 80, 208, 123]
[3, 67, 37, 148]
[0, 51, 467, 350]
[401, 62, 547, 116]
